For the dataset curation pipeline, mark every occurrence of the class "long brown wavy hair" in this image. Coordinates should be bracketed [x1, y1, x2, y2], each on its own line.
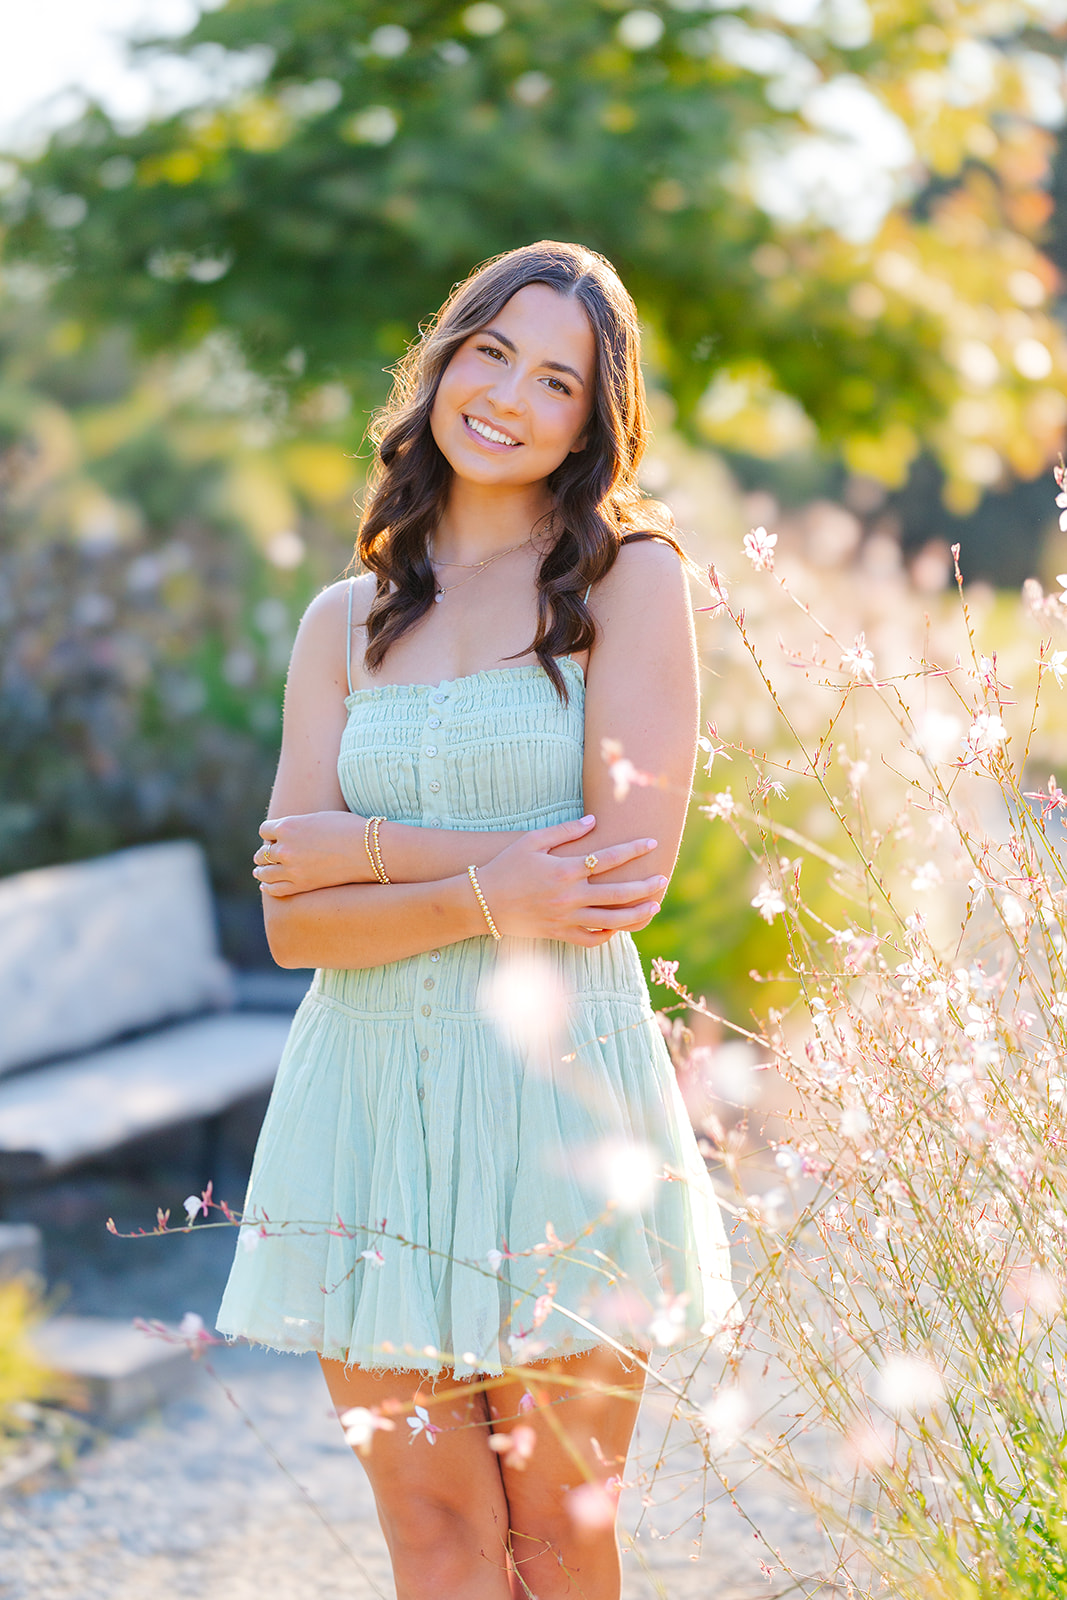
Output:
[355, 240, 682, 699]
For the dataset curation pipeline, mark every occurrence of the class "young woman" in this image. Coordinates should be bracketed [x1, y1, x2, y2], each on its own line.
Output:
[217, 240, 736, 1599]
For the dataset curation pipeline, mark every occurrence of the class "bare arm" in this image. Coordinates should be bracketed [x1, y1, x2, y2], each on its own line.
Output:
[254, 807, 528, 893]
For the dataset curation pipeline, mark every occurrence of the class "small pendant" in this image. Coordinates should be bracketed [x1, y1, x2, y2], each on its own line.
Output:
[434, 589, 444, 603]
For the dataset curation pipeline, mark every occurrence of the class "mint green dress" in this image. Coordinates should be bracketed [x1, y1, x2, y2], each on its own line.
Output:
[217, 651, 736, 1376]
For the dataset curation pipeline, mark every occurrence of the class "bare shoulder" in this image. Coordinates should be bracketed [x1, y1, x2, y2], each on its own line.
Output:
[299, 574, 375, 636]
[589, 536, 692, 637]
[288, 575, 370, 697]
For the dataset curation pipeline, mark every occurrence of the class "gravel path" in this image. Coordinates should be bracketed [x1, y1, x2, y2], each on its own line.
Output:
[0, 1149, 832, 1598]
[1, 1341, 824, 1600]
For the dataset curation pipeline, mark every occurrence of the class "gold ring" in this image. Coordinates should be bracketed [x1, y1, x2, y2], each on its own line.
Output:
[584, 853, 598, 872]
[261, 843, 274, 865]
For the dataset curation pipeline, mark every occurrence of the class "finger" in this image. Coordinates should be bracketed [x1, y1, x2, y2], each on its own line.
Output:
[563, 928, 613, 948]
[253, 847, 282, 868]
[260, 880, 296, 898]
[528, 814, 596, 851]
[566, 901, 661, 931]
[580, 837, 658, 873]
[258, 819, 281, 842]
[581, 876, 668, 908]
[252, 865, 287, 882]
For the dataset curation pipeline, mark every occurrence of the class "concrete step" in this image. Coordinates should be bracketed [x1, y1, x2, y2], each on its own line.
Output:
[0, 1222, 42, 1281]
[30, 1316, 193, 1426]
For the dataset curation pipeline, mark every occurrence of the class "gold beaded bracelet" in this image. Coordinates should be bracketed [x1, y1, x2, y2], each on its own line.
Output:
[370, 816, 390, 884]
[467, 864, 501, 941]
[364, 816, 390, 884]
[374, 819, 395, 883]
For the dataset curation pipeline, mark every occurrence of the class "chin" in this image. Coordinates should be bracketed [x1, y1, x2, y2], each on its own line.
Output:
[443, 434, 528, 483]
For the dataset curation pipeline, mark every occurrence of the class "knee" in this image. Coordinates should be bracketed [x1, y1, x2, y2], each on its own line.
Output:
[378, 1492, 505, 1575]
[509, 1482, 620, 1565]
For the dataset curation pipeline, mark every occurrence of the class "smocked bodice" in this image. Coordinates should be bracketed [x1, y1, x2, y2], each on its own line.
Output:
[338, 657, 586, 833]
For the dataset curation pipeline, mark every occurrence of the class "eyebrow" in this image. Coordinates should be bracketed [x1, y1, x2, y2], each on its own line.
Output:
[479, 326, 586, 388]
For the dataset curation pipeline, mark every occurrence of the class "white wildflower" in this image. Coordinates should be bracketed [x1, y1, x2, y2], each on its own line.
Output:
[406, 1403, 440, 1445]
[742, 525, 777, 571]
[702, 788, 736, 821]
[965, 711, 1007, 759]
[1043, 649, 1067, 686]
[697, 731, 731, 774]
[751, 882, 786, 923]
[340, 1405, 394, 1454]
[840, 633, 875, 681]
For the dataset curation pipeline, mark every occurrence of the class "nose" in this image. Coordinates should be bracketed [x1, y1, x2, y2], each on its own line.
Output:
[486, 365, 524, 414]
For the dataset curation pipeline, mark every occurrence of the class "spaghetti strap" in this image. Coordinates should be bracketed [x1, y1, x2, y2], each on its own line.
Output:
[345, 578, 355, 698]
[561, 581, 594, 661]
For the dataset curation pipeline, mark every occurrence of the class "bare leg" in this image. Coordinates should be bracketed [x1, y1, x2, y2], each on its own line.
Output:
[319, 1357, 515, 1600]
[489, 1344, 647, 1600]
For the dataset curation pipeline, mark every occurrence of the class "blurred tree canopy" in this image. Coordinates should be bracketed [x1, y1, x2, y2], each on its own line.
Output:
[3, 0, 1067, 510]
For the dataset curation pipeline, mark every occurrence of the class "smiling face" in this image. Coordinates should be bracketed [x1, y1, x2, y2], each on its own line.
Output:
[429, 282, 596, 490]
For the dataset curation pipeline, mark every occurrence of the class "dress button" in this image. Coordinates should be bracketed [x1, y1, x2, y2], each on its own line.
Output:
[429, 818, 441, 827]
[421, 1003, 432, 1017]
[420, 1048, 429, 1062]
[428, 780, 441, 793]
[426, 745, 438, 757]
[432, 692, 446, 704]
[423, 977, 435, 990]
[427, 717, 441, 729]
[418, 1087, 425, 1101]
[429, 950, 441, 962]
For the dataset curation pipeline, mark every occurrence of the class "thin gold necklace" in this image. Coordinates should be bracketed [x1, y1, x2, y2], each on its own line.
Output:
[430, 536, 532, 603]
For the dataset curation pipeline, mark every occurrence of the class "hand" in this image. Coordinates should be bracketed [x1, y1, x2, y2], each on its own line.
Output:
[253, 811, 370, 897]
[477, 816, 666, 947]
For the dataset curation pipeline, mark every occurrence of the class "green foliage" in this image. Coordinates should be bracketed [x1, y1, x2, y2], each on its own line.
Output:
[636, 794, 792, 1017]
[5, 0, 1067, 501]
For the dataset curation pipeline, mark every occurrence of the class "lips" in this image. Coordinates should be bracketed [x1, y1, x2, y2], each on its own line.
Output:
[463, 414, 522, 448]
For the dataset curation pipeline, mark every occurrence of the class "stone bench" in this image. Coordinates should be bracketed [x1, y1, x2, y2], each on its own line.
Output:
[0, 841, 299, 1189]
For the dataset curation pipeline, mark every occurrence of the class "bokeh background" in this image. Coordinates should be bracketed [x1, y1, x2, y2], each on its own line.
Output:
[4, 0, 1067, 1015]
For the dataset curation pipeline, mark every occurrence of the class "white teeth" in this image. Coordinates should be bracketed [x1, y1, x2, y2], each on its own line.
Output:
[466, 415, 519, 446]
